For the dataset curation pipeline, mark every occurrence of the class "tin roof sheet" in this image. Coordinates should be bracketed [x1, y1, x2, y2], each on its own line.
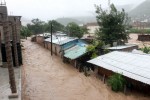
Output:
[64, 45, 87, 60]
[107, 44, 137, 50]
[88, 51, 150, 85]
[44, 36, 77, 45]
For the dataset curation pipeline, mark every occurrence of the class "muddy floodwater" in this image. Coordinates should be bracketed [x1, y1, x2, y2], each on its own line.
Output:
[22, 38, 150, 100]
[128, 34, 150, 48]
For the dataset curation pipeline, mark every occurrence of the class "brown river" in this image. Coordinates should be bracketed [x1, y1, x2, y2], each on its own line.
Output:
[22, 38, 150, 100]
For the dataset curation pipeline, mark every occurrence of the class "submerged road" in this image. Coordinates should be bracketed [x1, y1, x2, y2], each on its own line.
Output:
[22, 38, 149, 100]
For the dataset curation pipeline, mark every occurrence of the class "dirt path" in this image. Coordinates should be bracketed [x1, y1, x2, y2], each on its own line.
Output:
[22, 39, 149, 100]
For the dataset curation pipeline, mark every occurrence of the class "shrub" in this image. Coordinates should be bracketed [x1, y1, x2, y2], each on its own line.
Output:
[86, 45, 95, 52]
[108, 73, 126, 92]
[140, 46, 150, 54]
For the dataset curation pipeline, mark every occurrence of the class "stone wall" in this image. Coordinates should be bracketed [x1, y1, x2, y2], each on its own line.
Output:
[138, 35, 150, 41]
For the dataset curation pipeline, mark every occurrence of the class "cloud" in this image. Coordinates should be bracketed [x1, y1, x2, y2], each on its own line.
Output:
[5, 0, 145, 20]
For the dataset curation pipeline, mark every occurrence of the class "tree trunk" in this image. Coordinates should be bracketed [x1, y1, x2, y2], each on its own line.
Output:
[3, 21, 17, 93]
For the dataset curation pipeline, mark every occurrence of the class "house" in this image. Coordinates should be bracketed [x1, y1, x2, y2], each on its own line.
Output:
[36, 33, 89, 70]
[63, 40, 88, 67]
[44, 36, 78, 56]
[0, 4, 22, 67]
[88, 51, 150, 93]
[132, 21, 150, 29]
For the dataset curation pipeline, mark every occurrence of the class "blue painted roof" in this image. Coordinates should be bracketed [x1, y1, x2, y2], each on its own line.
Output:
[64, 45, 87, 60]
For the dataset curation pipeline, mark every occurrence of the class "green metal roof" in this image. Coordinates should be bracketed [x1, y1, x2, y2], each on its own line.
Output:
[64, 45, 87, 60]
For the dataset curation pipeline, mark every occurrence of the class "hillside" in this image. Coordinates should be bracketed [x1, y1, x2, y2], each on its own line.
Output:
[72, 16, 96, 24]
[56, 18, 83, 26]
[116, 4, 133, 12]
[129, 0, 150, 18]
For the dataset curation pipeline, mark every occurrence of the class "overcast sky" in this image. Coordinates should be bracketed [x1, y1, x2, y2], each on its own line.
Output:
[5, 0, 145, 21]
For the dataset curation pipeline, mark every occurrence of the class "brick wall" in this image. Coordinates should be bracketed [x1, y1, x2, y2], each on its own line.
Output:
[138, 35, 150, 41]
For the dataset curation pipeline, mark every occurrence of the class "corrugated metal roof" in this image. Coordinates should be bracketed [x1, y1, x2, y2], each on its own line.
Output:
[107, 44, 137, 50]
[64, 45, 87, 60]
[44, 36, 77, 45]
[87, 51, 150, 85]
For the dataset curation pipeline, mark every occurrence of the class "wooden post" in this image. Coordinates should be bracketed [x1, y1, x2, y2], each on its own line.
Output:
[103, 74, 106, 84]
[51, 22, 53, 56]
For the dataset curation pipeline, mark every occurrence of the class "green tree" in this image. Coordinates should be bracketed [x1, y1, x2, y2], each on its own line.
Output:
[95, 4, 129, 46]
[86, 40, 106, 59]
[27, 18, 45, 35]
[66, 22, 84, 38]
[45, 20, 65, 33]
[20, 26, 32, 39]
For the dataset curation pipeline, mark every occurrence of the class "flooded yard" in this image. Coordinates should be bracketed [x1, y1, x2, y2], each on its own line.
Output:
[22, 38, 149, 100]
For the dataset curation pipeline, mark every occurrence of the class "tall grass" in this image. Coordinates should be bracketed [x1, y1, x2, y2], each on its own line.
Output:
[129, 28, 150, 34]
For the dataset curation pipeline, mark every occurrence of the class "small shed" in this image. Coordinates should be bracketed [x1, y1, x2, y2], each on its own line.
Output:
[63, 41, 88, 67]
[44, 36, 78, 56]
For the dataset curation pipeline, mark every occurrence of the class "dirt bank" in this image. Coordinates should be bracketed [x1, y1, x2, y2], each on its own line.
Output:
[22, 38, 150, 100]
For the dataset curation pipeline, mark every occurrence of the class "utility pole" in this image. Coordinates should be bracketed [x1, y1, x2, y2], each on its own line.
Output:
[51, 21, 53, 56]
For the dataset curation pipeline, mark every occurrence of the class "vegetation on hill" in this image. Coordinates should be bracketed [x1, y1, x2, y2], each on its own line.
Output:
[129, 0, 150, 18]
[23, 18, 65, 36]
[21, 18, 88, 38]
[56, 18, 83, 26]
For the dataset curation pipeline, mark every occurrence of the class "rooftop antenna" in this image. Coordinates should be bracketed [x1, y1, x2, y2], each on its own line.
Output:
[0, 0, 2, 5]
[0, 0, 6, 6]
[4, 0, 6, 5]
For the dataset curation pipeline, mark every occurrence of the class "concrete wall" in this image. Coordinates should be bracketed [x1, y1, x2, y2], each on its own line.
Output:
[45, 42, 62, 57]
[36, 36, 63, 57]
[138, 35, 150, 41]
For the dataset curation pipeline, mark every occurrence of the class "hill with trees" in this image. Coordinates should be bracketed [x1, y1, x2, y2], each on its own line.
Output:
[56, 18, 83, 26]
[129, 0, 150, 18]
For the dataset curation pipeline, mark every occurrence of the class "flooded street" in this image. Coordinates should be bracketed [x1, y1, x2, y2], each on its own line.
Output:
[22, 39, 149, 100]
